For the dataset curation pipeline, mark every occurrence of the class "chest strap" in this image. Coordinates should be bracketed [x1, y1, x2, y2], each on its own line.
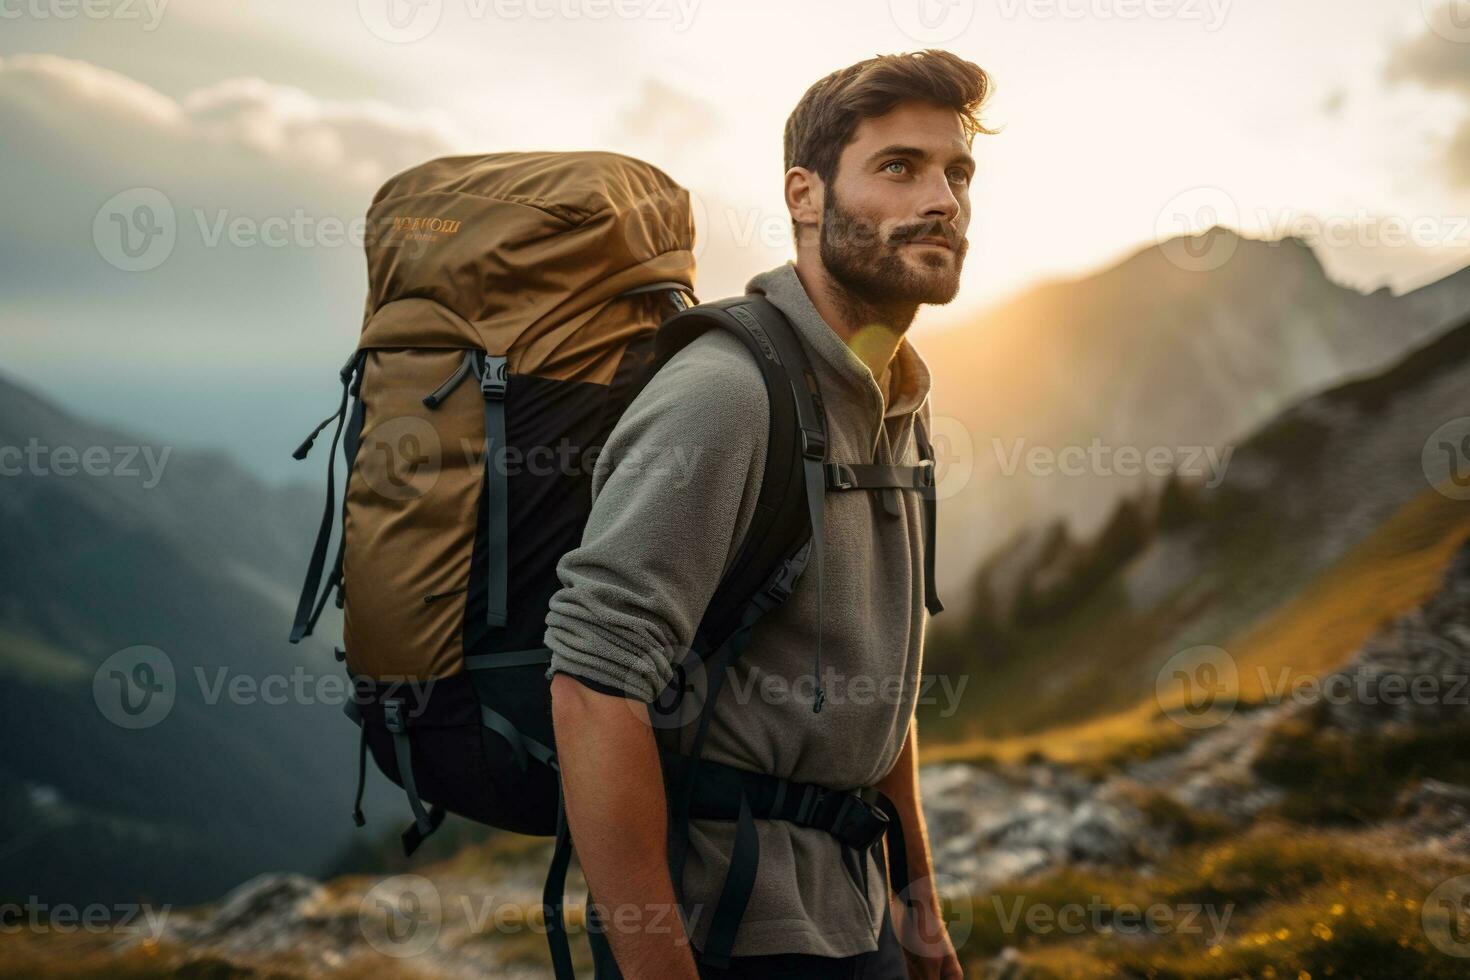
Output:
[822, 457, 944, 616]
[824, 460, 933, 491]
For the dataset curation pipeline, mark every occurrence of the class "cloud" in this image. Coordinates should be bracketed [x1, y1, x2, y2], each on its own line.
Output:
[0, 54, 477, 484]
[602, 76, 792, 299]
[0, 53, 461, 197]
[609, 77, 720, 168]
[177, 75, 462, 187]
[1384, 13, 1470, 186]
[0, 54, 465, 345]
[1385, 12, 1470, 95]
[1446, 118, 1470, 188]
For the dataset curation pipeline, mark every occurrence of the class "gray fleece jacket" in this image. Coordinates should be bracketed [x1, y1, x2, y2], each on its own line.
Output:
[543, 260, 935, 958]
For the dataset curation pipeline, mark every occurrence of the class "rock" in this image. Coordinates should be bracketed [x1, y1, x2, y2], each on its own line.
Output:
[1124, 707, 1285, 824]
[977, 946, 1025, 980]
[1398, 778, 1470, 855]
[1320, 537, 1470, 732]
[159, 873, 344, 960]
[1403, 778, 1470, 812]
[919, 762, 1153, 896]
[185, 874, 326, 942]
[1064, 802, 1136, 864]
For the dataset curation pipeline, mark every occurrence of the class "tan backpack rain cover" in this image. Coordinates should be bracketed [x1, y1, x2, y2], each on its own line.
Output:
[289, 151, 695, 842]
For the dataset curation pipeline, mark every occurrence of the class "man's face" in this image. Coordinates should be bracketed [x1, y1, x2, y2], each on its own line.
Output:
[818, 100, 973, 306]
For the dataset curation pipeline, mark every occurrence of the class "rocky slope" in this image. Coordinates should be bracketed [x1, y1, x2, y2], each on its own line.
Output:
[32, 537, 1460, 979]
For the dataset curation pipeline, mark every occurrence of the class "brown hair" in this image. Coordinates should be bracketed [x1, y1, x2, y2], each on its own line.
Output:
[783, 49, 995, 184]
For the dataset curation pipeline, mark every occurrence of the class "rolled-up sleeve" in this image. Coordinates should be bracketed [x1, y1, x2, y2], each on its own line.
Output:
[543, 330, 770, 703]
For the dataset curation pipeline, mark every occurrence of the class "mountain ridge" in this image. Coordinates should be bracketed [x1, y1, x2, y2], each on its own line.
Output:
[920, 227, 1470, 608]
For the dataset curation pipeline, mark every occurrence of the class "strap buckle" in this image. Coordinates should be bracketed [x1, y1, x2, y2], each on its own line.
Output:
[761, 557, 801, 605]
[823, 462, 856, 490]
[757, 540, 811, 608]
[799, 426, 826, 461]
[383, 698, 406, 734]
[794, 784, 827, 824]
[480, 354, 508, 400]
[829, 792, 890, 851]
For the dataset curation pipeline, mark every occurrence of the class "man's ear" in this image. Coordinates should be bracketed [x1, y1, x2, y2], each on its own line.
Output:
[785, 166, 822, 248]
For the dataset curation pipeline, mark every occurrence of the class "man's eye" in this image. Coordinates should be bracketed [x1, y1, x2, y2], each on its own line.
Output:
[948, 169, 971, 185]
[883, 160, 909, 175]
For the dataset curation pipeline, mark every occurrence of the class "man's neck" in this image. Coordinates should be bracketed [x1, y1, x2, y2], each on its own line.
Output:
[792, 256, 916, 396]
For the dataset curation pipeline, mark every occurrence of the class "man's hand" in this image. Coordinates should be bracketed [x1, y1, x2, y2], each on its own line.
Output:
[893, 896, 964, 980]
[875, 720, 965, 979]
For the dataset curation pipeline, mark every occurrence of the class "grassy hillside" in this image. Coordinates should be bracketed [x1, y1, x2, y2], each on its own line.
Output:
[922, 486, 1470, 764]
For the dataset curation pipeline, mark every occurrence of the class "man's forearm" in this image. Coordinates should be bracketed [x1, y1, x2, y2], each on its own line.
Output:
[549, 673, 700, 979]
[875, 719, 943, 912]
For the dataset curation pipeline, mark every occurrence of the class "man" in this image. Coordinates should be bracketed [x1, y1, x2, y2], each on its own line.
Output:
[544, 49, 993, 979]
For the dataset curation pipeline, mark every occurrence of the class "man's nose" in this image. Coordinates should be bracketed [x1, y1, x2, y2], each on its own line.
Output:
[918, 172, 961, 225]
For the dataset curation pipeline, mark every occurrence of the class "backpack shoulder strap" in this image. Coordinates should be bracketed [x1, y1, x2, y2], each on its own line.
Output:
[912, 411, 944, 616]
[651, 295, 827, 673]
[649, 294, 834, 969]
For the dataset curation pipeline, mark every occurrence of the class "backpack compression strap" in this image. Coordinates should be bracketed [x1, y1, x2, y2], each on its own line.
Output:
[478, 352, 510, 628]
[618, 279, 696, 313]
[289, 351, 366, 643]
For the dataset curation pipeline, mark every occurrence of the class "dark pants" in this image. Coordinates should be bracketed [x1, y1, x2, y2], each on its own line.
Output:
[586, 892, 909, 980]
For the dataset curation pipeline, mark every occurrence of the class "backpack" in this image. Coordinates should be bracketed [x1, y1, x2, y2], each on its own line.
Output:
[285, 150, 945, 974]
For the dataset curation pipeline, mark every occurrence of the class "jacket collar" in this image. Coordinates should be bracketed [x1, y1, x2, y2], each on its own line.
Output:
[744, 261, 933, 422]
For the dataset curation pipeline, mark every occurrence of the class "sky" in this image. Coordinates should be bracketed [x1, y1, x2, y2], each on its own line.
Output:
[2, 0, 1469, 481]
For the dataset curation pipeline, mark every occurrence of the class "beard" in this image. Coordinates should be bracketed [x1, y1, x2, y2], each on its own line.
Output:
[818, 185, 968, 309]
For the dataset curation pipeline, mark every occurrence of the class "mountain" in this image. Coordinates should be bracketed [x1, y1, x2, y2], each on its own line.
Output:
[0, 372, 377, 906]
[921, 228, 1470, 610]
[924, 306, 1470, 740]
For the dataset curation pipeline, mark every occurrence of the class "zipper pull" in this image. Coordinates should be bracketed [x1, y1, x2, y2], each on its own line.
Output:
[423, 351, 478, 409]
[292, 409, 343, 460]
